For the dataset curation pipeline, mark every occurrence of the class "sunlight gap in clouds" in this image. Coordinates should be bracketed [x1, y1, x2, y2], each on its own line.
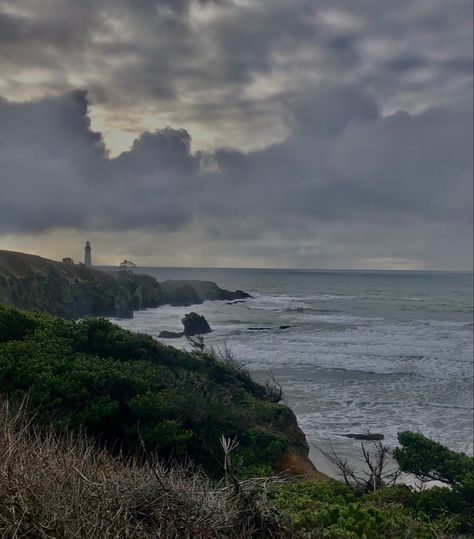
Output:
[0, 0, 471, 269]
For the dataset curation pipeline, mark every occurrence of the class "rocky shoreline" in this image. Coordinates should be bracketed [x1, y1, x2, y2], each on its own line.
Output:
[0, 249, 324, 480]
[0, 250, 251, 319]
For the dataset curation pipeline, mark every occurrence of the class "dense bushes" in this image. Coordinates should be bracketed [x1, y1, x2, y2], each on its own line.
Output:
[0, 305, 288, 477]
[268, 433, 474, 538]
[272, 479, 470, 538]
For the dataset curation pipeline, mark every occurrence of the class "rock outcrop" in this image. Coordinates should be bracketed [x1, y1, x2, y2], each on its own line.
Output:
[182, 312, 212, 336]
[158, 312, 212, 339]
[0, 250, 251, 319]
[157, 330, 184, 339]
[160, 279, 251, 304]
[159, 284, 201, 306]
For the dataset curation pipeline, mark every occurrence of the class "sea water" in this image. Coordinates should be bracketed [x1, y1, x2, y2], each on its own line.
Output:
[112, 268, 473, 473]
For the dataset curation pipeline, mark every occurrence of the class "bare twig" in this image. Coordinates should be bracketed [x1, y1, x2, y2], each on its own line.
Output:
[319, 435, 401, 492]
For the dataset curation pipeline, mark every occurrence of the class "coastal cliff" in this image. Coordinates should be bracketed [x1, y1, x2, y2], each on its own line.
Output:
[0, 250, 249, 319]
[0, 304, 317, 479]
[0, 250, 317, 478]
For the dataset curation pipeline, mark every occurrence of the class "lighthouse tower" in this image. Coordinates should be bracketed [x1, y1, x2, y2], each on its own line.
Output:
[84, 241, 92, 267]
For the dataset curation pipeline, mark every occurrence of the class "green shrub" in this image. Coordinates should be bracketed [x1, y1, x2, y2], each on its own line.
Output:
[270, 479, 468, 538]
[394, 431, 474, 533]
[0, 305, 289, 476]
[234, 429, 288, 478]
[395, 431, 473, 485]
[0, 306, 44, 342]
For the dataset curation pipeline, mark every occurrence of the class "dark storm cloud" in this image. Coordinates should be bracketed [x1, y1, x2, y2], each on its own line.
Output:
[0, 91, 198, 232]
[0, 90, 471, 264]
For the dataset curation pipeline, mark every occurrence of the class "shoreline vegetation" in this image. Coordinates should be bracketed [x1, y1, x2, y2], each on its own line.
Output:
[0, 306, 472, 538]
[0, 251, 472, 537]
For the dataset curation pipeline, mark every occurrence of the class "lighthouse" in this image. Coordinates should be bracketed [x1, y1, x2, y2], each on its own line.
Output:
[84, 241, 92, 267]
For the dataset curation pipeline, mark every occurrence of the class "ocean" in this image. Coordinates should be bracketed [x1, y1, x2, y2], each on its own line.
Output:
[111, 268, 473, 474]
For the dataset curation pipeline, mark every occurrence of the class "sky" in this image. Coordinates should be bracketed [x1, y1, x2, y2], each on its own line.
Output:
[0, 0, 472, 269]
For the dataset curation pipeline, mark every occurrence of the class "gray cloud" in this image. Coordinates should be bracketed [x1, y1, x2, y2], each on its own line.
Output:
[0, 0, 472, 268]
[0, 88, 471, 268]
[0, 0, 471, 150]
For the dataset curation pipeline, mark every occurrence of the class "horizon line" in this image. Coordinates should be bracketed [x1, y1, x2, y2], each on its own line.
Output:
[95, 264, 473, 274]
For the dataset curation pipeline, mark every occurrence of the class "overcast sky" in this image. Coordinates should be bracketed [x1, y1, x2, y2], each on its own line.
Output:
[0, 0, 472, 269]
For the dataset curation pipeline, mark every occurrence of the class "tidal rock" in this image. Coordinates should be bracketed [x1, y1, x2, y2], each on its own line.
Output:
[279, 325, 291, 330]
[343, 433, 384, 441]
[247, 327, 271, 331]
[158, 330, 184, 339]
[182, 312, 212, 336]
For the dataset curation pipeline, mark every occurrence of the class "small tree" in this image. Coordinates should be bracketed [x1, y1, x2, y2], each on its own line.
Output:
[119, 260, 137, 272]
[394, 431, 473, 485]
[394, 432, 474, 533]
[187, 335, 206, 354]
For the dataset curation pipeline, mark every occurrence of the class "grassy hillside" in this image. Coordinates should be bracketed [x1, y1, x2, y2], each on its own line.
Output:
[0, 304, 315, 478]
[0, 250, 160, 318]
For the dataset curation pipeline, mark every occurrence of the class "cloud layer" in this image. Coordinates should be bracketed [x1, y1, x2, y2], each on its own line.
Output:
[0, 0, 472, 268]
[0, 88, 472, 268]
[1, 0, 472, 152]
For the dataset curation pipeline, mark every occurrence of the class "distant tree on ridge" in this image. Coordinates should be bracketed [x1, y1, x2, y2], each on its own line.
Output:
[119, 260, 137, 272]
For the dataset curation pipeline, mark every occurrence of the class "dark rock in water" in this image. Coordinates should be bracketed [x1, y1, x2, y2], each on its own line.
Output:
[158, 313, 211, 339]
[247, 327, 271, 331]
[158, 330, 184, 339]
[182, 312, 212, 336]
[226, 300, 247, 305]
[279, 325, 291, 330]
[343, 433, 384, 441]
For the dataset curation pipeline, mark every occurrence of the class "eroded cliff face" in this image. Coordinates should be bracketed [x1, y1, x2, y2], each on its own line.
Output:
[264, 405, 329, 480]
[0, 250, 251, 319]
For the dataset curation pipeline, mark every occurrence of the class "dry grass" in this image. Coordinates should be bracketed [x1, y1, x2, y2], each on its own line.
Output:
[0, 399, 289, 538]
